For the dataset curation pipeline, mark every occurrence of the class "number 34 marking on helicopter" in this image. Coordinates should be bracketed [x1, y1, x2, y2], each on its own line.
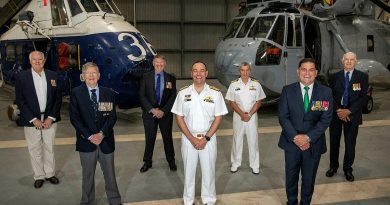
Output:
[118, 33, 156, 62]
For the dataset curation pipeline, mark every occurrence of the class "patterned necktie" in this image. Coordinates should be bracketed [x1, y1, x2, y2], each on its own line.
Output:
[91, 89, 98, 119]
[155, 73, 161, 105]
[342, 71, 350, 106]
[304, 86, 310, 112]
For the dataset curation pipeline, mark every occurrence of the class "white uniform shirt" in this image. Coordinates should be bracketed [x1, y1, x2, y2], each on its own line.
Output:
[171, 83, 228, 133]
[31, 69, 47, 112]
[225, 78, 266, 112]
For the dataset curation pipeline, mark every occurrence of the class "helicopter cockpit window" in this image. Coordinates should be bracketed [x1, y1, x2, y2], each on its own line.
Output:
[255, 41, 282, 66]
[248, 16, 276, 39]
[236, 18, 254, 38]
[268, 15, 285, 46]
[223, 18, 244, 39]
[51, 0, 69, 26]
[96, 0, 114, 13]
[80, 0, 99, 12]
[68, 0, 83, 16]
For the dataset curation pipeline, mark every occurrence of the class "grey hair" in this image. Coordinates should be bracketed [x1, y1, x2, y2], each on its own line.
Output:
[29, 51, 45, 61]
[82, 62, 99, 73]
[239, 62, 251, 70]
[342, 52, 357, 62]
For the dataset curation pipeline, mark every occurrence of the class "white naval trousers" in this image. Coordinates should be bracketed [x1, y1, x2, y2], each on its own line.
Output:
[24, 123, 57, 180]
[182, 134, 217, 205]
[231, 112, 260, 170]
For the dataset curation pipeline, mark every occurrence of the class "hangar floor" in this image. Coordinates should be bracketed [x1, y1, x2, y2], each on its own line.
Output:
[0, 80, 389, 205]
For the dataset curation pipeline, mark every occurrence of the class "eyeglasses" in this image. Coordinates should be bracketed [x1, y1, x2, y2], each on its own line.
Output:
[83, 72, 99, 76]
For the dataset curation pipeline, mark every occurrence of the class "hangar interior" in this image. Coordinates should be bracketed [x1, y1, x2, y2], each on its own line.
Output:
[114, 0, 242, 78]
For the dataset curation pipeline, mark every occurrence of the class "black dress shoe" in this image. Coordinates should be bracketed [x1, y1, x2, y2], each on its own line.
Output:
[140, 163, 152, 173]
[169, 162, 177, 171]
[326, 168, 337, 177]
[45, 176, 59, 184]
[34, 179, 44, 188]
[345, 171, 355, 182]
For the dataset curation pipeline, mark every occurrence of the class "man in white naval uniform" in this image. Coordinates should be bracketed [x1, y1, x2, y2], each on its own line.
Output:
[171, 61, 228, 205]
[225, 62, 266, 174]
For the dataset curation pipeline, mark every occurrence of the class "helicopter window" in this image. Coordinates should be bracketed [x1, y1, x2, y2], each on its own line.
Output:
[68, 0, 83, 16]
[80, 0, 99, 12]
[255, 41, 281, 66]
[16, 45, 23, 64]
[236, 18, 254, 38]
[107, 0, 121, 14]
[248, 16, 276, 39]
[223, 18, 244, 39]
[51, 0, 69, 26]
[6, 45, 16, 62]
[268, 15, 285, 46]
[367, 35, 374, 52]
[96, 0, 114, 13]
[286, 16, 303, 47]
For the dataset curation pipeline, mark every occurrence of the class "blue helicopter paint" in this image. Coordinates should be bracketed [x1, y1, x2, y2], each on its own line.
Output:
[1, 31, 155, 108]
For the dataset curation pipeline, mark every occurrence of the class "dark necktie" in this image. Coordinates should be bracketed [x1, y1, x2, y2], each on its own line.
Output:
[342, 71, 350, 106]
[155, 73, 161, 105]
[91, 89, 98, 119]
[303, 86, 309, 112]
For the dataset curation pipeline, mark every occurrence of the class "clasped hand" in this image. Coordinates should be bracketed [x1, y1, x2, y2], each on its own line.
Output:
[33, 118, 53, 130]
[89, 132, 104, 145]
[337, 108, 351, 122]
[293, 134, 310, 151]
[151, 108, 164, 119]
[190, 137, 207, 150]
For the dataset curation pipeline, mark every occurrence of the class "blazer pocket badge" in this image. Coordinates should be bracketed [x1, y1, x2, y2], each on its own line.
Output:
[352, 83, 361, 91]
[51, 79, 57, 87]
[98, 102, 113, 112]
[166, 82, 172, 89]
[311, 100, 329, 111]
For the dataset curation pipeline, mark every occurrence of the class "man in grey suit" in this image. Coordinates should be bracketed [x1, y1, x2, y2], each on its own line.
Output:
[69, 62, 122, 205]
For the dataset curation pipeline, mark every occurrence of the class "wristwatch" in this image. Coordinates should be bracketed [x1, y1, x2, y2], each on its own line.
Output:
[204, 135, 211, 141]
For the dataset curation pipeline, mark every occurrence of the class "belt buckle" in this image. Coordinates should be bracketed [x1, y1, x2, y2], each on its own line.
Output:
[196, 134, 204, 140]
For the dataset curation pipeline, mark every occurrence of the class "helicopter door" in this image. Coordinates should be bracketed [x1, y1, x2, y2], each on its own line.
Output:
[284, 14, 304, 84]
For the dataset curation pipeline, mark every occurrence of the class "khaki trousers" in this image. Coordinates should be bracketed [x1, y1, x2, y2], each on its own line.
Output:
[24, 123, 57, 180]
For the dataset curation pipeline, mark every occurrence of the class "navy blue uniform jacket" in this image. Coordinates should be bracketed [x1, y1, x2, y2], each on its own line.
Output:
[329, 69, 368, 125]
[15, 69, 62, 126]
[278, 82, 333, 156]
[69, 84, 117, 154]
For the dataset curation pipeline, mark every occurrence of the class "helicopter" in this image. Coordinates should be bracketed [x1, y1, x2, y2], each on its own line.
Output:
[0, 0, 156, 110]
[215, 0, 390, 113]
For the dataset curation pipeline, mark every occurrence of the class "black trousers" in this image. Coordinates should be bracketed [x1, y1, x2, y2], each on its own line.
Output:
[142, 111, 175, 165]
[285, 149, 321, 205]
[329, 116, 359, 172]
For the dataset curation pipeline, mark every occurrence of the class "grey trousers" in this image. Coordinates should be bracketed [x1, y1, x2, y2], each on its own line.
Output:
[79, 148, 121, 205]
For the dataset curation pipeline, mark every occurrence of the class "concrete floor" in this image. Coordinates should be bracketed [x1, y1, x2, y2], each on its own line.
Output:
[0, 80, 389, 205]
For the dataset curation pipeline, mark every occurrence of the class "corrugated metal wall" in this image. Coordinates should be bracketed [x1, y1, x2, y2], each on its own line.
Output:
[115, 0, 242, 78]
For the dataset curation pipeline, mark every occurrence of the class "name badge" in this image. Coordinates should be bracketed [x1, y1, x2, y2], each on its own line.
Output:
[235, 87, 241, 91]
[311, 100, 330, 111]
[98, 102, 113, 111]
[352, 83, 361, 91]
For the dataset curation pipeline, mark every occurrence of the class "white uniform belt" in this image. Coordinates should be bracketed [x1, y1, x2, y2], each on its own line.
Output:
[191, 132, 206, 140]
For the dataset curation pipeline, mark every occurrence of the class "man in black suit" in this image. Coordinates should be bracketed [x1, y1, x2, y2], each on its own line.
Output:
[15, 50, 61, 188]
[69, 62, 122, 205]
[326, 52, 369, 182]
[279, 58, 333, 205]
[139, 54, 177, 172]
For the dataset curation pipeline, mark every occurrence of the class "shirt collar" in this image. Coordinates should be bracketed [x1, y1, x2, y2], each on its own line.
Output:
[299, 82, 314, 91]
[87, 84, 99, 92]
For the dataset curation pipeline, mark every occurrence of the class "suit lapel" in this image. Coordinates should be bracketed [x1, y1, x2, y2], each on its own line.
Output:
[82, 84, 95, 119]
[45, 72, 52, 109]
[27, 71, 41, 113]
[294, 82, 305, 114]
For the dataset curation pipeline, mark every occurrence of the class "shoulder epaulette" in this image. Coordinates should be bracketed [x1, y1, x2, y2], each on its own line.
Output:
[251, 78, 259, 83]
[180, 85, 189, 91]
[209, 85, 220, 92]
[231, 79, 238, 83]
